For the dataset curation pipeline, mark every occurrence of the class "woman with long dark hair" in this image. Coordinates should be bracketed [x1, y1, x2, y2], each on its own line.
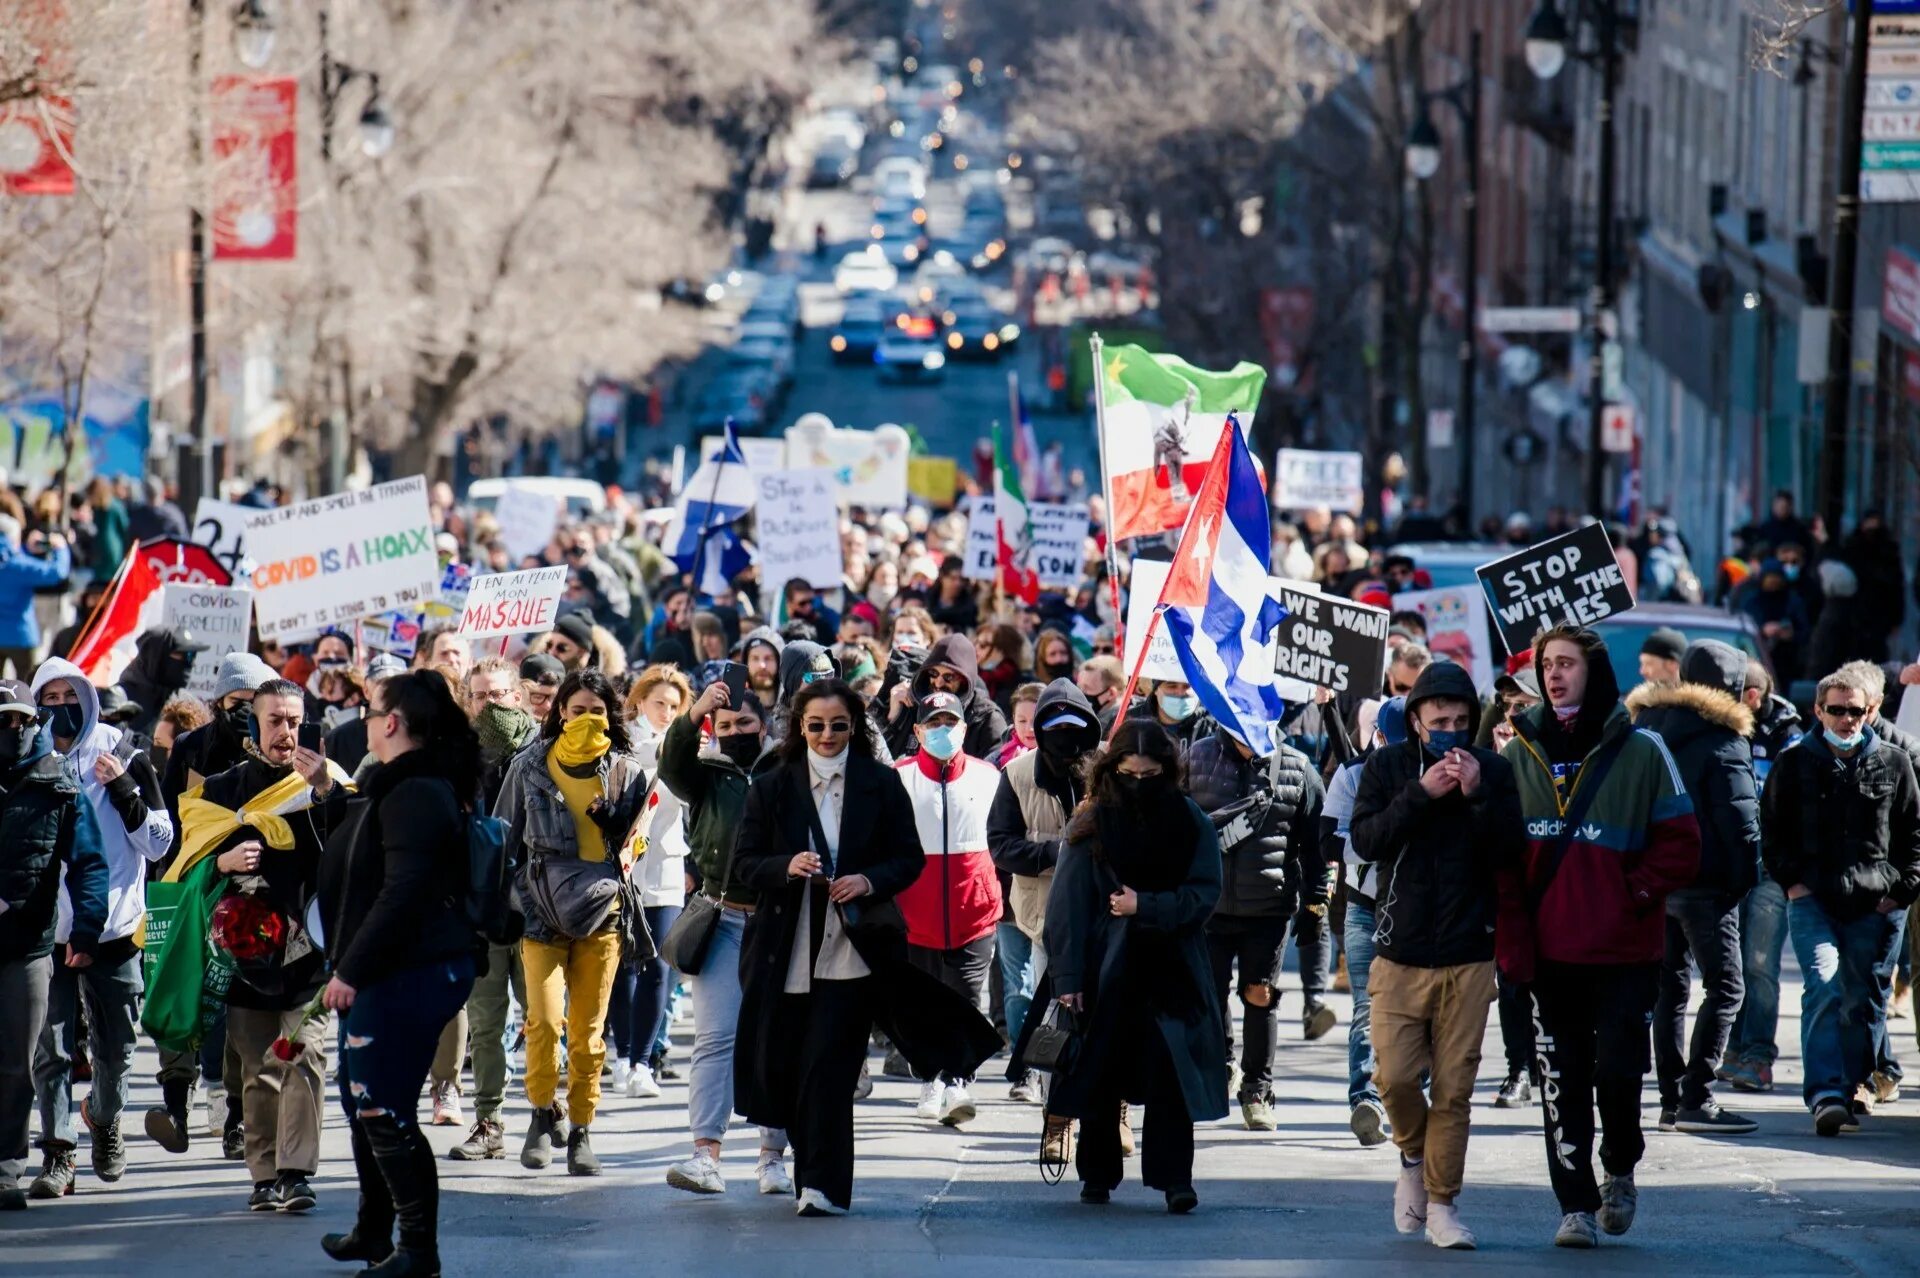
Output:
[1042, 719, 1225, 1214]
[494, 668, 647, 1177]
[316, 670, 483, 1276]
[731, 679, 999, 1216]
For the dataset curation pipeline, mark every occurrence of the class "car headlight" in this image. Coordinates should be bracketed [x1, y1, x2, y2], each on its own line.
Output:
[1000, 323, 1020, 340]
[942, 310, 956, 326]
[948, 332, 963, 349]
[904, 244, 919, 261]
[982, 334, 999, 351]
[953, 154, 969, 170]
[704, 283, 725, 302]
[913, 207, 928, 225]
[830, 335, 847, 352]
[986, 239, 1005, 259]
[870, 224, 883, 239]
[923, 351, 946, 369]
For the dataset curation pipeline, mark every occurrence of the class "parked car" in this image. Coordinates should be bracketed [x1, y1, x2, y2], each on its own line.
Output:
[834, 248, 899, 294]
[874, 330, 947, 383]
[467, 477, 608, 519]
[1594, 604, 1775, 695]
[694, 364, 776, 433]
[1384, 541, 1510, 591]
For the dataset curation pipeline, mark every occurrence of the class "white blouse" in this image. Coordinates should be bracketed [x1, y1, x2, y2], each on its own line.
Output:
[784, 750, 871, 992]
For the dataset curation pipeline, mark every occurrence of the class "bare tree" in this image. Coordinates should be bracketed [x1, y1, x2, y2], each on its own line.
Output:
[1749, 1, 1842, 73]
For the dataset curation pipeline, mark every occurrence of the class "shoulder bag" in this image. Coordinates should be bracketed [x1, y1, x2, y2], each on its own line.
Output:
[805, 779, 906, 942]
[658, 847, 731, 976]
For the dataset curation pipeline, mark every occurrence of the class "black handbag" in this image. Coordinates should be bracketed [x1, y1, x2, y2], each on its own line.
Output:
[659, 832, 733, 976]
[1024, 999, 1081, 1075]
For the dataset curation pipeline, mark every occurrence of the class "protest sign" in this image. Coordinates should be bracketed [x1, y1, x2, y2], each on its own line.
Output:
[493, 484, 561, 562]
[701, 434, 787, 476]
[1475, 523, 1635, 653]
[244, 476, 439, 640]
[1124, 559, 1321, 702]
[1273, 449, 1364, 513]
[191, 499, 259, 577]
[907, 455, 961, 506]
[754, 469, 843, 591]
[785, 421, 910, 508]
[963, 497, 1090, 589]
[1397, 584, 1496, 694]
[160, 583, 252, 700]
[458, 566, 568, 640]
[1271, 586, 1390, 694]
[361, 612, 424, 658]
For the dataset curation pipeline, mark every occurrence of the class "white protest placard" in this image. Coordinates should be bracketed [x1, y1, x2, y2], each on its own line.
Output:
[1898, 651, 1920, 739]
[160, 583, 252, 700]
[701, 434, 788, 476]
[1273, 449, 1365, 514]
[754, 468, 844, 591]
[962, 497, 1091, 589]
[244, 476, 439, 640]
[191, 499, 259, 578]
[457, 566, 569, 640]
[785, 421, 911, 508]
[493, 484, 561, 562]
[1397, 584, 1495, 694]
[1124, 558, 1320, 702]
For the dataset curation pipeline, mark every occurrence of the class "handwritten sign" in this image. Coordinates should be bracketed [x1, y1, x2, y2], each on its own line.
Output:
[1271, 588, 1390, 694]
[191, 499, 260, 578]
[784, 420, 911, 508]
[493, 484, 561, 562]
[1475, 523, 1635, 653]
[243, 476, 439, 640]
[962, 498, 1091, 588]
[457, 566, 569, 640]
[754, 468, 843, 591]
[1273, 449, 1364, 513]
[160, 584, 253, 700]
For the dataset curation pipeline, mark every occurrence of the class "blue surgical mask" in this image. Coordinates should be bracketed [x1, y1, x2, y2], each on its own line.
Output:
[1783, 563, 1802, 581]
[1158, 693, 1198, 722]
[1424, 728, 1470, 756]
[1823, 727, 1864, 752]
[921, 722, 963, 761]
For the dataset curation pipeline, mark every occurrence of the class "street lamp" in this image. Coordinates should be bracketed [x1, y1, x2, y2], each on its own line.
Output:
[1525, 0, 1623, 521]
[1405, 30, 1483, 525]
[356, 83, 395, 158]
[231, 0, 276, 69]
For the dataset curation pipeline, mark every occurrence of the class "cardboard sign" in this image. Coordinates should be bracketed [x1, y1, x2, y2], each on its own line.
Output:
[458, 566, 568, 640]
[1271, 587, 1390, 694]
[1273, 448, 1364, 514]
[1124, 558, 1321, 702]
[160, 584, 253, 700]
[493, 484, 561, 562]
[1396, 585, 1495, 694]
[754, 468, 844, 591]
[907, 455, 961, 506]
[700, 434, 788, 476]
[784, 421, 911, 508]
[244, 477, 439, 640]
[361, 612, 423, 658]
[963, 497, 1090, 589]
[1475, 523, 1635, 653]
[191, 499, 260, 579]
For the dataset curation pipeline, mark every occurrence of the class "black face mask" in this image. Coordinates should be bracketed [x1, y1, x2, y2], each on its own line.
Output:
[161, 653, 194, 692]
[223, 701, 254, 738]
[149, 746, 171, 777]
[46, 703, 85, 742]
[1039, 731, 1092, 771]
[716, 732, 762, 769]
[0, 722, 36, 767]
[1114, 772, 1166, 801]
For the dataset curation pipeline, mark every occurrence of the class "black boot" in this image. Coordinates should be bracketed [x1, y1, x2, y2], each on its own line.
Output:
[322, 1120, 394, 1264]
[143, 1077, 192, 1154]
[362, 1113, 440, 1278]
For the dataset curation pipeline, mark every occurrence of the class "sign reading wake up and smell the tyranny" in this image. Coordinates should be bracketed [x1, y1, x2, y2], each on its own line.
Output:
[244, 476, 439, 639]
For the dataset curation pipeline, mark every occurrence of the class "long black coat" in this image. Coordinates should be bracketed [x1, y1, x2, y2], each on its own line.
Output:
[731, 753, 1000, 1129]
[1038, 799, 1228, 1124]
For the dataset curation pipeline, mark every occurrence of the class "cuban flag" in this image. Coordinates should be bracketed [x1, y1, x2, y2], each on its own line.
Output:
[664, 420, 756, 596]
[1156, 414, 1289, 753]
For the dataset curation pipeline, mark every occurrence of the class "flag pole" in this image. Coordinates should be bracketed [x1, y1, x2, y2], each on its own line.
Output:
[1087, 332, 1126, 647]
[989, 419, 1007, 620]
[692, 420, 733, 595]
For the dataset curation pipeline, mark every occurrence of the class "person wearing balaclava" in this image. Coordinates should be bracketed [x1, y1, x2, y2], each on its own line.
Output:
[159, 651, 279, 836]
[22, 660, 173, 1196]
[493, 669, 647, 1178]
[115, 627, 204, 739]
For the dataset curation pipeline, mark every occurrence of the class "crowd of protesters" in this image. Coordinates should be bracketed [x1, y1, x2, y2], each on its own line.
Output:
[0, 466, 1917, 1266]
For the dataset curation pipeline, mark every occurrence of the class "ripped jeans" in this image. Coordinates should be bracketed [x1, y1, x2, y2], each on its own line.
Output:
[337, 956, 477, 1129]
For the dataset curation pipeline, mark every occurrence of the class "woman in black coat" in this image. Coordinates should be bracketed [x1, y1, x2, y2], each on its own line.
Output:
[732, 678, 999, 1217]
[1043, 718, 1226, 1214]
[316, 671, 482, 1277]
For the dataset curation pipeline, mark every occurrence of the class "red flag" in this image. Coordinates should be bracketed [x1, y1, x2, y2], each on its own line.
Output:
[1157, 420, 1238, 609]
[70, 540, 232, 683]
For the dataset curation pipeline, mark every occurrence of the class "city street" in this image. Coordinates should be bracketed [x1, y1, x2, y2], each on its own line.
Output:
[6, 970, 1917, 1277]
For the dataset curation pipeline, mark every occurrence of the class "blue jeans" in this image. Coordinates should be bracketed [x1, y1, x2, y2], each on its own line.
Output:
[686, 905, 785, 1153]
[338, 956, 477, 1126]
[1729, 880, 1788, 1066]
[1344, 900, 1378, 1107]
[1789, 896, 1904, 1111]
[996, 921, 1042, 1066]
[1874, 908, 1908, 1083]
[610, 904, 682, 1067]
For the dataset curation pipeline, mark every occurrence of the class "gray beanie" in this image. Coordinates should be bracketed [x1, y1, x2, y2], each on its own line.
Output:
[212, 652, 278, 701]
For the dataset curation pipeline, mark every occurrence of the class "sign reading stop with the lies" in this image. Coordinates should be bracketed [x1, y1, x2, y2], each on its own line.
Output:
[458, 566, 569, 640]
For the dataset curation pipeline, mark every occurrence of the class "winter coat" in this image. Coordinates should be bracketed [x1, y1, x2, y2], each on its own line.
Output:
[0, 540, 69, 649]
[116, 629, 195, 739]
[1750, 694, 1803, 790]
[986, 679, 1097, 940]
[731, 754, 1001, 1128]
[0, 726, 107, 963]
[1763, 728, 1920, 922]
[629, 716, 688, 909]
[1626, 681, 1762, 899]
[162, 717, 253, 843]
[493, 737, 647, 943]
[1186, 728, 1324, 919]
[893, 750, 1002, 950]
[1037, 798, 1228, 1124]
[883, 633, 1008, 761]
[317, 748, 477, 990]
[1352, 661, 1524, 969]
[654, 709, 771, 907]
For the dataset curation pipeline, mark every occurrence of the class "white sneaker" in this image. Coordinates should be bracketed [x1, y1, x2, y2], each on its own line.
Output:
[1394, 1157, 1429, 1235]
[756, 1155, 794, 1196]
[796, 1187, 846, 1217]
[916, 1079, 945, 1120]
[204, 1085, 225, 1137]
[852, 1062, 873, 1101]
[609, 1059, 631, 1092]
[627, 1064, 661, 1099]
[666, 1149, 726, 1194]
[1425, 1202, 1477, 1250]
[938, 1083, 977, 1127]
[431, 1080, 464, 1127]
[1554, 1211, 1599, 1249]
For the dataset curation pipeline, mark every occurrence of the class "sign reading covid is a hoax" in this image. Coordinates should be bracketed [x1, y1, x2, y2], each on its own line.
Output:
[244, 476, 439, 640]
[1475, 523, 1635, 653]
[1271, 587, 1390, 694]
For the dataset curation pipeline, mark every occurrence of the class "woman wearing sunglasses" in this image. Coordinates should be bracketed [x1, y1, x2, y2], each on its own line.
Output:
[730, 679, 998, 1216]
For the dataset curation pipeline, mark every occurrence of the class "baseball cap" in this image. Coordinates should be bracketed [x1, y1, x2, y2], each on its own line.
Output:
[0, 679, 37, 717]
[917, 691, 963, 724]
[365, 652, 408, 681]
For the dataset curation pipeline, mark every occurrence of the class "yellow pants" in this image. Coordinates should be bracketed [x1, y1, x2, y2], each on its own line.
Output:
[521, 931, 622, 1127]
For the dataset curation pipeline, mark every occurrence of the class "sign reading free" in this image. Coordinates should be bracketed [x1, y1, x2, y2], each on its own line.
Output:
[244, 476, 439, 640]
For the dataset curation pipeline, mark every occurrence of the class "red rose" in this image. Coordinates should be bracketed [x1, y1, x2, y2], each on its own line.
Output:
[269, 1037, 301, 1062]
[210, 894, 289, 962]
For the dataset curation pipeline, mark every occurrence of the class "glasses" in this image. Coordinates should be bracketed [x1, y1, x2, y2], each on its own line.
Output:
[1820, 704, 1868, 721]
[803, 720, 852, 736]
[1093, 644, 1115, 656]
[563, 545, 587, 558]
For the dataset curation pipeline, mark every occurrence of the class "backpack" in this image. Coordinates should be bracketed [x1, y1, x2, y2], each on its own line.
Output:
[467, 794, 524, 946]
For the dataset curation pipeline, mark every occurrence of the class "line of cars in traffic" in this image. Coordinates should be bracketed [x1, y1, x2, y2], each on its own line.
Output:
[691, 271, 802, 435]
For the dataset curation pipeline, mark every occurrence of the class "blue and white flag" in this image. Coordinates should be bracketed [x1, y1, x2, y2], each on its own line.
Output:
[665, 421, 757, 596]
[1156, 414, 1289, 753]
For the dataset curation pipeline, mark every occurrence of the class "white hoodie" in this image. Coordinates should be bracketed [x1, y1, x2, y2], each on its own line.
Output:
[629, 715, 688, 909]
[34, 658, 175, 944]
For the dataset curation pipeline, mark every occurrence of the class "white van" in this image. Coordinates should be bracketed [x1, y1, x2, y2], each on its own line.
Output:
[873, 156, 928, 202]
[467, 477, 608, 519]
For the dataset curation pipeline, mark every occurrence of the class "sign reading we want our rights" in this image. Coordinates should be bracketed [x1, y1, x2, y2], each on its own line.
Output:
[244, 476, 440, 640]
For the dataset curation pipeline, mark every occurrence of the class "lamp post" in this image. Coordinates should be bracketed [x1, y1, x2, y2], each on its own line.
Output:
[1818, 0, 1875, 535]
[1405, 29, 1482, 527]
[1525, 0, 1622, 521]
[318, 3, 394, 163]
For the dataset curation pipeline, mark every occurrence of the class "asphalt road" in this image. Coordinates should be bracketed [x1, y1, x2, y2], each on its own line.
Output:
[7, 969, 1919, 1277]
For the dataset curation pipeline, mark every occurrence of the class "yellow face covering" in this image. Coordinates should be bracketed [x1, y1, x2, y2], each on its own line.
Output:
[554, 712, 613, 768]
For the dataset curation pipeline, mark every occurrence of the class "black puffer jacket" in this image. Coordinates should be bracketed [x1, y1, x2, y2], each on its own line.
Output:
[1764, 729, 1920, 921]
[1351, 660, 1524, 968]
[1186, 727, 1323, 919]
[1626, 650, 1761, 898]
[1749, 692, 1802, 788]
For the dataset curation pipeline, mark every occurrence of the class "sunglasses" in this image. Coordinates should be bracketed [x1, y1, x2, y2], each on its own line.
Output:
[803, 719, 852, 736]
[1820, 704, 1867, 721]
[1093, 644, 1115, 655]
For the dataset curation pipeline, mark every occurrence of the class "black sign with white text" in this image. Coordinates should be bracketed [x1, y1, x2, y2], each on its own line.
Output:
[1271, 588, 1390, 694]
[1475, 523, 1636, 653]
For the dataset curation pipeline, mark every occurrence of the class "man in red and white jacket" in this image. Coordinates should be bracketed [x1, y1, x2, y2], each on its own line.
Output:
[895, 692, 1004, 1128]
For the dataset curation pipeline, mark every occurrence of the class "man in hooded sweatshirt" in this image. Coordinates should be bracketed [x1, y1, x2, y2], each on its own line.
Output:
[739, 625, 785, 706]
[1626, 639, 1762, 1136]
[1498, 623, 1700, 1250]
[114, 628, 203, 739]
[1351, 660, 1525, 1252]
[25, 661, 173, 1196]
[883, 633, 1008, 762]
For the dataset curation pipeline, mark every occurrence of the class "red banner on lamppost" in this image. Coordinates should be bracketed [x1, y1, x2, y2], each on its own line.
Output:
[210, 75, 297, 260]
[0, 96, 76, 195]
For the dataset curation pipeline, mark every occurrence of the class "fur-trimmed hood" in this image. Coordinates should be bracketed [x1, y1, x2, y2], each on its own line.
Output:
[1626, 680, 1754, 738]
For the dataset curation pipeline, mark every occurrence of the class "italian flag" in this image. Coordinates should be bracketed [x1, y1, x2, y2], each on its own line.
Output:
[1099, 344, 1266, 542]
[993, 418, 1039, 604]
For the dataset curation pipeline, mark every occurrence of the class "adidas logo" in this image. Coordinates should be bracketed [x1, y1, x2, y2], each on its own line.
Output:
[1526, 819, 1565, 838]
[1576, 823, 1603, 841]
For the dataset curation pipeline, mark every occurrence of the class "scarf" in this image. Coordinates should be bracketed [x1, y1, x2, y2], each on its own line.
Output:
[161, 761, 356, 887]
[477, 702, 538, 763]
[554, 713, 612, 768]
